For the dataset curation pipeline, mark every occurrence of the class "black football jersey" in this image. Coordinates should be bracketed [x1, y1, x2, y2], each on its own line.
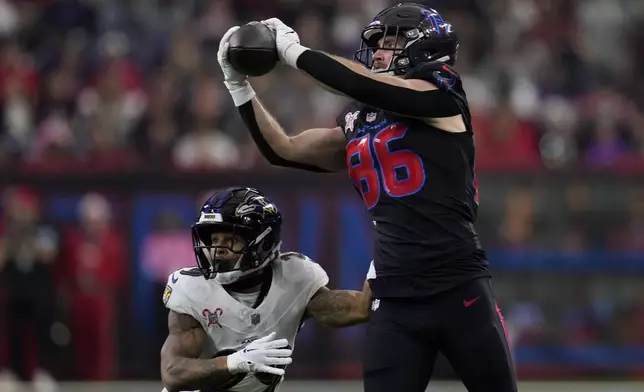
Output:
[336, 62, 489, 298]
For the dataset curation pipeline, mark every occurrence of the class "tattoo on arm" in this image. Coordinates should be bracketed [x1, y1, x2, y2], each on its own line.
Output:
[306, 287, 370, 328]
[160, 311, 230, 391]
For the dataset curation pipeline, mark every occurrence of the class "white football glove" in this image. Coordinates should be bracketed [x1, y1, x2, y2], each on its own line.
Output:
[261, 18, 309, 69]
[217, 26, 256, 107]
[226, 332, 292, 376]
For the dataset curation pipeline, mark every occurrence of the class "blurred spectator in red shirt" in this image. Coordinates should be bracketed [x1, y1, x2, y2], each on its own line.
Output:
[474, 100, 541, 170]
[60, 193, 126, 380]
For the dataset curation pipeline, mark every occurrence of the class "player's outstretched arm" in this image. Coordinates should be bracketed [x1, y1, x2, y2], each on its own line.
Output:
[238, 97, 347, 172]
[262, 18, 461, 119]
[295, 51, 460, 119]
[160, 311, 231, 392]
[305, 278, 372, 328]
[216, 24, 346, 173]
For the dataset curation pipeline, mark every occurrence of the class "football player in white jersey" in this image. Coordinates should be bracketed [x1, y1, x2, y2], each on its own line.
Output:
[160, 187, 372, 392]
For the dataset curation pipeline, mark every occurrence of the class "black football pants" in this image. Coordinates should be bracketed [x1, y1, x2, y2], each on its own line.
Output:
[363, 277, 517, 392]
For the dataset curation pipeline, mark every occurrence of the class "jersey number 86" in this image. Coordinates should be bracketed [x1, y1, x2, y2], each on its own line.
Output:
[346, 124, 425, 209]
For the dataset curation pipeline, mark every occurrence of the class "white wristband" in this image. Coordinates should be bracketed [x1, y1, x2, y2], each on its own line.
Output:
[283, 43, 309, 69]
[226, 352, 249, 374]
[225, 82, 256, 107]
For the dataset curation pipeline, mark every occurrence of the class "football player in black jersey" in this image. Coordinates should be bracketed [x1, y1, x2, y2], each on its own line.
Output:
[217, 3, 517, 392]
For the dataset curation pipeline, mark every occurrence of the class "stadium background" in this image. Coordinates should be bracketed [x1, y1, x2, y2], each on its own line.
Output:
[0, 0, 643, 391]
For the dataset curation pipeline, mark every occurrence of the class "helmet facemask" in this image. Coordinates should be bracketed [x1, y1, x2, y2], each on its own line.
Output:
[355, 6, 459, 75]
[192, 187, 283, 284]
[192, 222, 280, 284]
[355, 25, 419, 76]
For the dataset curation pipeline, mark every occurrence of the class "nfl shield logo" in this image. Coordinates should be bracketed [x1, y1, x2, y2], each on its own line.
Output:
[366, 112, 377, 122]
[251, 314, 260, 325]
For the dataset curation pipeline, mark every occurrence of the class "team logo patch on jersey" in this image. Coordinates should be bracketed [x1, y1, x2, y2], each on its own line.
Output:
[365, 112, 377, 122]
[162, 285, 172, 305]
[202, 308, 223, 328]
[251, 313, 261, 325]
[344, 111, 360, 135]
[432, 70, 456, 88]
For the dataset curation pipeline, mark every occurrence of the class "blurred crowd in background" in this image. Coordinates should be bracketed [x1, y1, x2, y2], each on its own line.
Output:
[1, 0, 644, 389]
[0, 0, 643, 171]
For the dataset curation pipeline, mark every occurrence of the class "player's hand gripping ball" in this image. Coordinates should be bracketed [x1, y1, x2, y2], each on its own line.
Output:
[227, 22, 278, 77]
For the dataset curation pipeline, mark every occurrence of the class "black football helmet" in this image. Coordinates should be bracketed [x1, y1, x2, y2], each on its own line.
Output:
[355, 3, 459, 75]
[192, 187, 282, 284]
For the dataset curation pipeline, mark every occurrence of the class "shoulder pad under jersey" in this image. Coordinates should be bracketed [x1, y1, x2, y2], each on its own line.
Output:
[277, 251, 329, 292]
[162, 267, 208, 317]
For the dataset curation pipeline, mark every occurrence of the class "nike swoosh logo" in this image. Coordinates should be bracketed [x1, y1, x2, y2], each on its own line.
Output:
[171, 273, 179, 284]
[463, 296, 480, 308]
[244, 348, 257, 353]
[285, 31, 295, 35]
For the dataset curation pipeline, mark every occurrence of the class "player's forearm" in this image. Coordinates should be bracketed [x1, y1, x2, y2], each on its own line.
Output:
[295, 50, 459, 117]
[245, 98, 292, 159]
[308, 290, 370, 328]
[162, 356, 231, 392]
[238, 98, 331, 172]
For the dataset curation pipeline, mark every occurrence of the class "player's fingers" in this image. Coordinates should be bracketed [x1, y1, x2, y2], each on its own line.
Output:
[267, 17, 284, 25]
[261, 18, 285, 31]
[261, 18, 279, 25]
[218, 42, 230, 63]
[263, 357, 293, 366]
[262, 338, 289, 349]
[253, 332, 276, 344]
[255, 365, 285, 376]
[260, 19, 276, 33]
[262, 349, 293, 357]
[219, 26, 240, 49]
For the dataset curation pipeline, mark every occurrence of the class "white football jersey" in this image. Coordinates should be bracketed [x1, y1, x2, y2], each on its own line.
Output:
[161, 252, 329, 392]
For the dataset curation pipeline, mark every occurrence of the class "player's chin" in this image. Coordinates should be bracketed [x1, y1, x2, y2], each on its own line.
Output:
[371, 66, 388, 73]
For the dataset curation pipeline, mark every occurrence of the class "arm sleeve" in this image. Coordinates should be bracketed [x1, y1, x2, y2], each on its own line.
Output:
[238, 101, 334, 173]
[296, 50, 462, 118]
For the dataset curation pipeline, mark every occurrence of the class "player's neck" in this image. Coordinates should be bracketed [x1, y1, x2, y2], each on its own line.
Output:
[224, 268, 271, 294]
